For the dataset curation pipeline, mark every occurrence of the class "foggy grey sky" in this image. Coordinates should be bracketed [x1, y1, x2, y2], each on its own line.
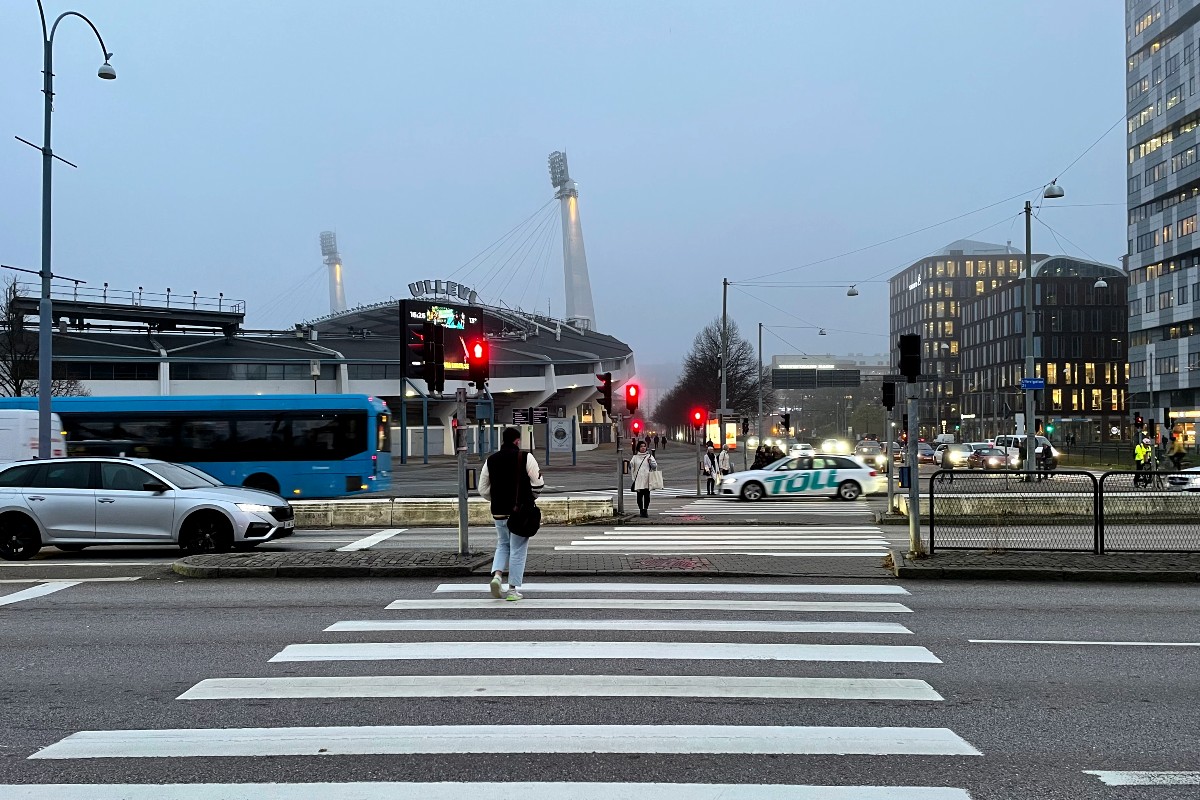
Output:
[1, 1, 1125, 370]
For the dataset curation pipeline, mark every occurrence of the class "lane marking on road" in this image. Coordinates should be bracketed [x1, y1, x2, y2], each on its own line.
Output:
[970, 639, 1200, 647]
[559, 543, 888, 549]
[31, 724, 980, 759]
[269, 641, 942, 664]
[0, 560, 175, 567]
[434, 582, 909, 595]
[614, 526, 887, 531]
[0, 783, 978, 799]
[553, 549, 891, 557]
[388, 599, 913, 612]
[0, 577, 140, 584]
[336, 528, 407, 551]
[179, 675, 941, 701]
[0, 582, 79, 607]
[325, 619, 914, 634]
[573, 537, 890, 543]
[1084, 771, 1200, 786]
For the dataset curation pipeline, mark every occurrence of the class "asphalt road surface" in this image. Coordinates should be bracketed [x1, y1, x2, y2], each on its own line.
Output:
[1, 576, 1197, 799]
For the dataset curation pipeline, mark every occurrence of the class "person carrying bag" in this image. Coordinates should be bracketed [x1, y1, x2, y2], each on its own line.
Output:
[629, 440, 660, 517]
[479, 427, 544, 601]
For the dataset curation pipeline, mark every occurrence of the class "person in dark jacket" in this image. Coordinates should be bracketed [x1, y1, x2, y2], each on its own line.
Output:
[478, 427, 544, 601]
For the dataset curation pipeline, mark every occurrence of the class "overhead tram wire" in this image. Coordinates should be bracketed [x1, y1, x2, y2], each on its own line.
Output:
[732, 286, 886, 339]
[1033, 215, 1102, 263]
[1052, 111, 1128, 185]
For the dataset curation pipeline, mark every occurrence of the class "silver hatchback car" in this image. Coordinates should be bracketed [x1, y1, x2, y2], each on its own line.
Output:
[0, 457, 295, 560]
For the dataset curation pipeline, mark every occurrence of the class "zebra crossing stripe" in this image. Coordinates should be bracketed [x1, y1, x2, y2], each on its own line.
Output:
[178, 674, 941, 701]
[433, 582, 908, 594]
[268, 641, 941, 663]
[1084, 771, 1200, 786]
[0, 783, 975, 798]
[0, 582, 79, 607]
[324, 619, 914, 634]
[30, 725, 981, 759]
[336, 528, 407, 551]
[558, 543, 887, 550]
[386, 599, 913, 612]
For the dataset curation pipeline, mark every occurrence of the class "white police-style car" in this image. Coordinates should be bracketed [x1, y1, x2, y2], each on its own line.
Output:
[720, 455, 882, 501]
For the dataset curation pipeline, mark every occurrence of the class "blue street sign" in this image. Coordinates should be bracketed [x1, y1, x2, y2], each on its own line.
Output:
[1021, 378, 1045, 390]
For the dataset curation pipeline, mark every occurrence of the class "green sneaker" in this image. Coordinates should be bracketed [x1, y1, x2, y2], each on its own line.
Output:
[489, 575, 503, 599]
[505, 588, 523, 602]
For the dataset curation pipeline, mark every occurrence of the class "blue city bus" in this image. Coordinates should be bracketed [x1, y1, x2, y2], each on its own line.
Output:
[0, 394, 392, 498]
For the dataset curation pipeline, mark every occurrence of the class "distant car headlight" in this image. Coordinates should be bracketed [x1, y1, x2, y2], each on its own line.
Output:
[236, 503, 273, 514]
[721, 477, 737, 485]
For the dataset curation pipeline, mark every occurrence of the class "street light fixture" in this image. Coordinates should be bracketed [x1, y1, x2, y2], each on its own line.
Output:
[31, 1, 117, 458]
[1022, 182, 1064, 472]
[1093, 277, 1108, 289]
[846, 285, 859, 297]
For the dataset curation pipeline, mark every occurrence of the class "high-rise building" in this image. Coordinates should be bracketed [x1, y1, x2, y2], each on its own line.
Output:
[1126, 1, 1200, 445]
[889, 240, 1044, 438]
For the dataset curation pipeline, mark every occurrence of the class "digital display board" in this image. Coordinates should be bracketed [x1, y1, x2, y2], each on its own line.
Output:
[400, 300, 483, 380]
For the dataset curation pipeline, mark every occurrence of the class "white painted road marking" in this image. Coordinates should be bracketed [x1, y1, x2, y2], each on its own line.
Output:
[336, 528, 407, 551]
[269, 641, 941, 664]
[0, 560, 175, 567]
[31, 724, 981, 759]
[387, 599, 913, 612]
[0, 577, 140, 584]
[179, 674, 943, 701]
[1084, 771, 1200, 786]
[0, 782, 975, 799]
[325, 619, 913, 634]
[971, 639, 1200, 647]
[434, 582, 909, 595]
[0, 582, 79, 607]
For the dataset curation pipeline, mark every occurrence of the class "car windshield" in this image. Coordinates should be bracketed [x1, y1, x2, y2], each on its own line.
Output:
[857, 443, 881, 452]
[980, 449, 1006, 457]
[145, 462, 224, 489]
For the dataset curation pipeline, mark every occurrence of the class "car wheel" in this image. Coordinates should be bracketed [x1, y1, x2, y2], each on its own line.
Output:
[179, 512, 234, 555]
[243, 473, 280, 495]
[837, 480, 862, 501]
[740, 482, 765, 502]
[55, 544, 88, 552]
[0, 512, 42, 561]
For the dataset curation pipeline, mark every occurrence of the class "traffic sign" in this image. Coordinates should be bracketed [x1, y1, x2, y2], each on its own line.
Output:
[512, 408, 530, 424]
[1020, 378, 1045, 390]
[531, 406, 549, 424]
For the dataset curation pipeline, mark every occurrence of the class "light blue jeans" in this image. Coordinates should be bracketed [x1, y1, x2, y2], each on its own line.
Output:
[490, 517, 529, 588]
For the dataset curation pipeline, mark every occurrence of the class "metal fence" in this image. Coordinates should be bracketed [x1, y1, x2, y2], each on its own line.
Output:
[928, 469, 1200, 553]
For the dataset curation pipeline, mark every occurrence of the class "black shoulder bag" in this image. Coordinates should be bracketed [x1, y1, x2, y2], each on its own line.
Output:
[506, 451, 541, 538]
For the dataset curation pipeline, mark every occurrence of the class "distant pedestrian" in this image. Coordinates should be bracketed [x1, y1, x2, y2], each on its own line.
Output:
[1134, 437, 1153, 487]
[478, 427, 544, 602]
[702, 445, 718, 495]
[661, 435, 667, 451]
[717, 444, 731, 476]
[629, 440, 658, 517]
[752, 445, 770, 470]
[1169, 435, 1186, 471]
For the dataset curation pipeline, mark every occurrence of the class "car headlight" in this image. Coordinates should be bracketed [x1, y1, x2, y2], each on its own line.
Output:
[721, 477, 736, 485]
[236, 503, 273, 514]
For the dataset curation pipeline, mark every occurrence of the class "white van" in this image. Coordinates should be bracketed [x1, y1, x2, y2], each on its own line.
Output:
[993, 434, 1059, 466]
[0, 410, 66, 461]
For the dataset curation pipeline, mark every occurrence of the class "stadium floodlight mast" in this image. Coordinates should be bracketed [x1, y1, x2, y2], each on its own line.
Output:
[28, 1, 117, 458]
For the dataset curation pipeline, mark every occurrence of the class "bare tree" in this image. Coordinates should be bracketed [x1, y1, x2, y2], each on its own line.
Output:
[653, 318, 771, 428]
[0, 279, 89, 398]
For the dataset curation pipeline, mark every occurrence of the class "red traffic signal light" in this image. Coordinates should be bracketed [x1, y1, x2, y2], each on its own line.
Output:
[690, 409, 705, 430]
[625, 383, 640, 414]
[631, 419, 642, 435]
[467, 338, 489, 386]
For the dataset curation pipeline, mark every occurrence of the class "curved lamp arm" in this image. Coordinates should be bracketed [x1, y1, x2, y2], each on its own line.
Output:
[49, 10, 114, 62]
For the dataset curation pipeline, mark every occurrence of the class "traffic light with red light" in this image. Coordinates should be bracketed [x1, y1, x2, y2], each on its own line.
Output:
[596, 372, 613, 416]
[690, 409, 705, 430]
[625, 383, 640, 415]
[631, 419, 642, 436]
[467, 338, 489, 387]
[1134, 413, 1144, 429]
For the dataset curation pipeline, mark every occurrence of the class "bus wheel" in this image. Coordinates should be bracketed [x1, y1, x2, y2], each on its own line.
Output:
[243, 473, 280, 495]
[0, 513, 41, 561]
[179, 512, 233, 555]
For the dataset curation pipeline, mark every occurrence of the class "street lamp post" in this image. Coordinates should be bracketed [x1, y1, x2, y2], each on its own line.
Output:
[1023, 182, 1064, 473]
[32, 1, 116, 458]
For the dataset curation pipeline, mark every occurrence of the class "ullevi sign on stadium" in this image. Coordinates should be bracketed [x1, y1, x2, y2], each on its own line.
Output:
[408, 280, 480, 306]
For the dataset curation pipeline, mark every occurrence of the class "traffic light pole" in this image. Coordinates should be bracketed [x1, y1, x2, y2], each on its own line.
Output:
[906, 382, 923, 557]
[695, 426, 702, 498]
[455, 388, 469, 556]
[886, 403, 895, 514]
[615, 414, 625, 516]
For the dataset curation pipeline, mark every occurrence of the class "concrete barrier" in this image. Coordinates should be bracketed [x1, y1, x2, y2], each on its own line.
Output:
[293, 496, 613, 528]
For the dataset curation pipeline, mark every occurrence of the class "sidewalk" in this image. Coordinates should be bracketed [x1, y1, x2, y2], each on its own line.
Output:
[172, 550, 896, 579]
[891, 548, 1200, 581]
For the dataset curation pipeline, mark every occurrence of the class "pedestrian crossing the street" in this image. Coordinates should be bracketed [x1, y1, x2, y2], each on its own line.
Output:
[23, 580, 981, 798]
[665, 497, 878, 516]
[553, 525, 893, 557]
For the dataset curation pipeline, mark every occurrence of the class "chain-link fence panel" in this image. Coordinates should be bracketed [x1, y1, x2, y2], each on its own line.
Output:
[1099, 471, 1200, 552]
[928, 470, 1098, 553]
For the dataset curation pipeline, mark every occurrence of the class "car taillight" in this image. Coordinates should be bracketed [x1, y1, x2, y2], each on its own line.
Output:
[869, 470, 877, 477]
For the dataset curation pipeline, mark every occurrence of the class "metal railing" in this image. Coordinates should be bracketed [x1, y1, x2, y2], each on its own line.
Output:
[928, 469, 1200, 553]
[17, 281, 246, 314]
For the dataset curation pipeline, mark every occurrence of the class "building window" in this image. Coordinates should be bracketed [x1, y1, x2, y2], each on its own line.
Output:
[1052, 388, 1063, 411]
[1181, 215, 1198, 237]
[1155, 355, 1179, 374]
[1167, 53, 1181, 76]
[1130, 297, 1143, 315]
[1085, 363, 1097, 384]
[1131, 361, 1147, 379]
[1168, 84, 1184, 109]
[1047, 363, 1058, 384]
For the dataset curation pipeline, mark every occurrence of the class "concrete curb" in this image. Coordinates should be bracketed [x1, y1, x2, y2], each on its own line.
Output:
[890, 547, 1200, 582]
